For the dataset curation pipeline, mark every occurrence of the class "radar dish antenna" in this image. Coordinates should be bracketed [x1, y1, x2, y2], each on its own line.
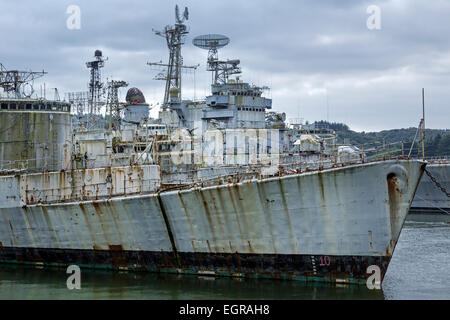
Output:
[193, 34, 230, 51]
[193, 34, 240, 85]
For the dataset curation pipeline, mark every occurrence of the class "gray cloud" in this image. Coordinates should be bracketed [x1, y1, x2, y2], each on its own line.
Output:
[1, 0, 449, 131]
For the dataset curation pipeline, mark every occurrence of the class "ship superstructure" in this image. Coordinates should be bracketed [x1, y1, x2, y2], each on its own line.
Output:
[0, 64, 72, 173]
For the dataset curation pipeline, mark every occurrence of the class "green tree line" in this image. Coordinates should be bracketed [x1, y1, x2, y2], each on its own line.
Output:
[313, 121, 450, 157]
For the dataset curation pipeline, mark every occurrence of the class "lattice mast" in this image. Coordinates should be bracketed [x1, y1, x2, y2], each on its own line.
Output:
[106, 80, 128, 129]
[0, 63, 46, 98]
[86, 50, 107, 129]
[148, 5, 198, 108]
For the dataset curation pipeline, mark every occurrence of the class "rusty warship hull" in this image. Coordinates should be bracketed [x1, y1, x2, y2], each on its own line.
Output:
[0, 160, 425, 285]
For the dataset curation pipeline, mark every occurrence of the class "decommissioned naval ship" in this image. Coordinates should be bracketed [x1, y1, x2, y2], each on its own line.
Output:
[410, 159, 449, 215]
[0, 6, 426, 286]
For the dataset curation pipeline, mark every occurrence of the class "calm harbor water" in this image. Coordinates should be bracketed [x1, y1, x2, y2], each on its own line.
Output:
[0, 219, 448, 300]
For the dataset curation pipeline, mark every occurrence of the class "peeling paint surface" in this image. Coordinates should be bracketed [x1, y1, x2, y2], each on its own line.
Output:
[0, 165, 160, 206]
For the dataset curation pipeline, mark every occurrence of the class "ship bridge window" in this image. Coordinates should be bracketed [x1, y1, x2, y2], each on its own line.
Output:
[33, 104, 39, 110]
[1, 103, 7, 110]
[18, 104, 24, 110]
[40, 104, 46, 110]
[10, 103, 16, 110]
[46, 104, 52, 110]
[26, 104, 32, 110]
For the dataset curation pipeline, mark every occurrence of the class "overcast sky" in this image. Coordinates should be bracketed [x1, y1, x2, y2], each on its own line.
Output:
[1, 0, 449, 131]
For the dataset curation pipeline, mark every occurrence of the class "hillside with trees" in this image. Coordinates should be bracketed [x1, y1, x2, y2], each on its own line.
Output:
[313, 121, 450, 157]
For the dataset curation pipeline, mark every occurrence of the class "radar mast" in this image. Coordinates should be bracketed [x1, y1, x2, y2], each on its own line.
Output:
[0, 63, 47, 98]
[86, 50, 107, 130]
[148, 5, 198, 108]
[193, 34, 241, 85]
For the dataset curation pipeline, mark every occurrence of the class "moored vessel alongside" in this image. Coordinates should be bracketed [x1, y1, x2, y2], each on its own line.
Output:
[409, 159, 450, 221]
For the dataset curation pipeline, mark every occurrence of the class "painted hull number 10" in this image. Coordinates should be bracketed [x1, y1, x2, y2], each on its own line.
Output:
[319, 256, 331, 266]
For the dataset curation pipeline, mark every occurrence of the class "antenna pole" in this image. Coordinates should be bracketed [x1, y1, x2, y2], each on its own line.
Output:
[150, 5, 190, 108]
[422, 88, 425, 161]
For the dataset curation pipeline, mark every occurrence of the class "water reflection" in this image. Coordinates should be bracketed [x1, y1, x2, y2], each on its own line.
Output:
[0, 265, 383, 300]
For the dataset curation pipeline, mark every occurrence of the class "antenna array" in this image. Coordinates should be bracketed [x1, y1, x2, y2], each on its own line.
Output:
[148, 5, 198, 108]
[193, 34, 241, 85]
[0, 63, 47, 98]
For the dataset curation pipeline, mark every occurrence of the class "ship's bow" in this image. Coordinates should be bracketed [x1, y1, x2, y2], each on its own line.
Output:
[385, 160, 426, 253]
